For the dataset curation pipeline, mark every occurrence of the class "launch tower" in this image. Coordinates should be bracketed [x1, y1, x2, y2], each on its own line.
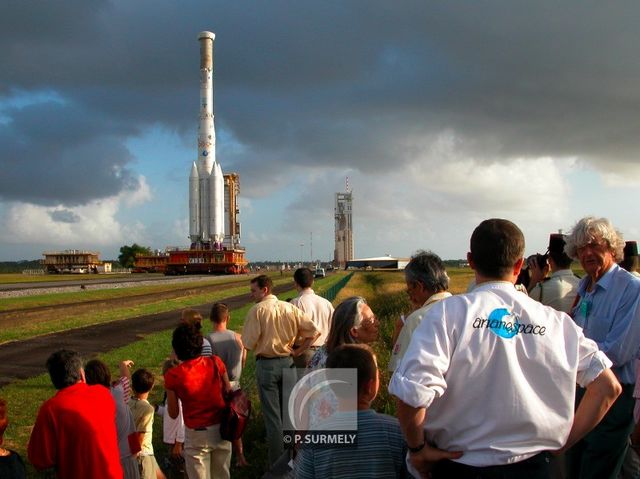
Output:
[334, 179, 353, 268]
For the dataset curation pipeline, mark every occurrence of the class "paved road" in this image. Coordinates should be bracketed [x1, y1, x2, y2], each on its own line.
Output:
[0, 283, 291, 387]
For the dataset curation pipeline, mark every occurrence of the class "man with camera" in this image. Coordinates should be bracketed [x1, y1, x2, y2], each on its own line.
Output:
[527, 233, 580, 314]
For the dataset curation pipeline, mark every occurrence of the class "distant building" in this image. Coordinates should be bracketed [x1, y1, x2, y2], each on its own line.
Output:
[334, 183, 354, 269]
[42, 250, 110, 274]
[346, 255, 409, 270]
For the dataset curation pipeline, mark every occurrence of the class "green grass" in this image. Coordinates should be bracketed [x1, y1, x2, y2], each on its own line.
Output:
[0, 277, 249, 312]
[0, 273, 137, 284]
[0, 285, 243, 344]
[0, 277, 301, 345]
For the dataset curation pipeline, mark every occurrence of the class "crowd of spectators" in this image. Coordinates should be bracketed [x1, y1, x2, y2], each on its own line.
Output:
[6, 215, 640, 479]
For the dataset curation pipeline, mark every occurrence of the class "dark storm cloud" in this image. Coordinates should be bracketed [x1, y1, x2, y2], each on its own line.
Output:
[214, 0, 640, 189]
[49, 209, 81, 223]
[1, 1, 639, 204]
[0, 99, 139, 204]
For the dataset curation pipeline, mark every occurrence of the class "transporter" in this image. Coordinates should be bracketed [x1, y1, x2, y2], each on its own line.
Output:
[42, 250, 111, 274]
[165, 31, 248, 275]
[132, 251, 169, 273]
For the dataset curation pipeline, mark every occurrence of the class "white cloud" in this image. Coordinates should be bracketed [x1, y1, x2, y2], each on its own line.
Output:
[426, 157, 569, 221]
[0, 175, 151, 249]
[601, 164, 640, 187]
[123, 175, 152, 206]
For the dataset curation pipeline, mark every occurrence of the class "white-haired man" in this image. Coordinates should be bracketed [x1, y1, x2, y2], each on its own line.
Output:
[564, 216, 640, 479]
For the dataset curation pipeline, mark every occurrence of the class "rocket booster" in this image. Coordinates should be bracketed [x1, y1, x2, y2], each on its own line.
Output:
[190, 31, 225, 246]
[189, 162, 199, 239]
[210, 161, 224, 242]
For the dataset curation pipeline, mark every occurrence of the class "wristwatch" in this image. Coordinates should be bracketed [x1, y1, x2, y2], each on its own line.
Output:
[408, 442, 426, 454]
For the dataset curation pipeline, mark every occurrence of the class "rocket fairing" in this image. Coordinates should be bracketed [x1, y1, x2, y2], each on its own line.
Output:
[189, 31, 225, 247]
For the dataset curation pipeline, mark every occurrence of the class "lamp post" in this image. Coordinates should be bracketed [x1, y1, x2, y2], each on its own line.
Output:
[299, 243, 304, 267]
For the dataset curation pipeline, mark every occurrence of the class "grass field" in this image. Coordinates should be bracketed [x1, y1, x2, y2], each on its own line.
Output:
[0, 277, 250, 312]
[0, 276, 304, 344]
[0, 273, 137, 284]
[0, 269, 470, 477]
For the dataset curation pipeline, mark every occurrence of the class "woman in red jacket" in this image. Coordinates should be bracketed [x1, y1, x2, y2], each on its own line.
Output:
[164, 324, 232, 479]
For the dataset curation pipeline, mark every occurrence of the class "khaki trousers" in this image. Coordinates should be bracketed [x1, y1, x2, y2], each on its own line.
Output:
[184, 424, 232, 479]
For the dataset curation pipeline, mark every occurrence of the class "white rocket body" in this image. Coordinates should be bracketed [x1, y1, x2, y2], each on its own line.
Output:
[189, 31, 225, 247]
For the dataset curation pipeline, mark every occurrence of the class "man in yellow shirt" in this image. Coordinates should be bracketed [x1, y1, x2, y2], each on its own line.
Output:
[241, 274, 319, 466]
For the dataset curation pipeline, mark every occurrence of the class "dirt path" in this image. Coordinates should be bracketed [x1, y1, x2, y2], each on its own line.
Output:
[0, 283, 292, 388]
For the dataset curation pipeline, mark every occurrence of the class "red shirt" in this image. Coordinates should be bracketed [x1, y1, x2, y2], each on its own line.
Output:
[164, 356, 227, 429]
[28, 382, 123, 479]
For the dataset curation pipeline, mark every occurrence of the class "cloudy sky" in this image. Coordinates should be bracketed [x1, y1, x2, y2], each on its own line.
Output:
[1, 1, 640, 262]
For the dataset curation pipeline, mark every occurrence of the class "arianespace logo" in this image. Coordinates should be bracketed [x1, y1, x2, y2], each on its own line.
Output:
[472, 308, 546, 338]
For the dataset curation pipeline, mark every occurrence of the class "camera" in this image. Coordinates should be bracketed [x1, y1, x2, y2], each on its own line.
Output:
[533, 253, 548, 269]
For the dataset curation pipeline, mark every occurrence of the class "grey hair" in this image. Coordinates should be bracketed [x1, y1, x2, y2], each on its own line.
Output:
[565, 216, 625, 261]
[404, 250, 449, 292]
[325, 296, 367, 352]
[347, 296, 367, 328]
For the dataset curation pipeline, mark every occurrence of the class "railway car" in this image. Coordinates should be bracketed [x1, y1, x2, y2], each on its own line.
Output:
[164, 247, 248, 275]
[132, 253, 169, 273]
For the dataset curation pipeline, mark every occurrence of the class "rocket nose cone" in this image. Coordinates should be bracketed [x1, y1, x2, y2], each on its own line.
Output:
[198, 31, 215, 41]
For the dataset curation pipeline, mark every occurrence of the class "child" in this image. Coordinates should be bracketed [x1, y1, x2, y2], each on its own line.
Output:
[0, 398, 26, 479]
[115, 359, 134, 404]
[129, 369, 166, 479]
[156, 359, 187, 479]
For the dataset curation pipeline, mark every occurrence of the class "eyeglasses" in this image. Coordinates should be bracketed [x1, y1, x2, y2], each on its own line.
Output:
[360, 315, 378, 326]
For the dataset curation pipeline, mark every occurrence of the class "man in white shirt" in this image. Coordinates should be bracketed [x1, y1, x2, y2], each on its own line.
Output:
[290, 267, 333, 369]
[528, 233, 580, 314]
[388, 251, 451, 372]
[389, 218, 621, 479]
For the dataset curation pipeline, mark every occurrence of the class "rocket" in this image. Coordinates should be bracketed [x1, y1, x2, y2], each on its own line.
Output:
[189, 31, 225, 248]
